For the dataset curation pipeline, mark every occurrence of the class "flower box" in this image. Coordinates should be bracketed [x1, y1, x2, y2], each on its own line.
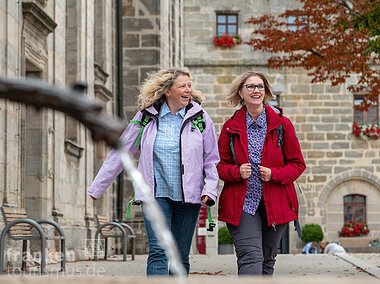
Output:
[352, 123, 380, 140]
[212, 34, 242, 49]
[339, 236, 372, 248]
[338, 222, 369, 237]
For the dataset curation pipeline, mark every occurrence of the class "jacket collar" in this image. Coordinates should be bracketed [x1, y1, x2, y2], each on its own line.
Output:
[184, 101, 203, 118]
[227, 106, 247, 135]
[159, 102, 186, 118]
[228, 104, 283, 133]
[144, 100, 202, 118]
[265, 105, 283, 131]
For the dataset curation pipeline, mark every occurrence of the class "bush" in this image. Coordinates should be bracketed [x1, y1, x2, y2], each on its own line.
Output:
[218, 226, 233, 244]
[301, 224, 324, 243]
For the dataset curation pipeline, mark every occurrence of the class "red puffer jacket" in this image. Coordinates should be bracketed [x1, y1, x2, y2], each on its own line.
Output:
[217, 105, 306, 227]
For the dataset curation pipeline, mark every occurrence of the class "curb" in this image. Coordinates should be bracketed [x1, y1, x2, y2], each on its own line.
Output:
[335, 253, 380, 279]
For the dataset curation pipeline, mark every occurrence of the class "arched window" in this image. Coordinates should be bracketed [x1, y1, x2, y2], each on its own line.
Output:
[343, 194, 366, 223]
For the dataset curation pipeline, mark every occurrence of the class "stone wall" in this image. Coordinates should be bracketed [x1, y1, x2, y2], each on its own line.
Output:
[121, 0, 183, 119]
[120, 0, 184, 253]
[0, 0, 185, 260]
[0, 0, 119, 261]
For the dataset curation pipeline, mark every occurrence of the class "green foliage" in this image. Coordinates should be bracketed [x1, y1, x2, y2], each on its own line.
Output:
[218, 226, 233, 244]
[301, 224, 324, 243]
[353, 3, 380, 37]
[368, 38, 380, 54]
[354, 3, 380, 54]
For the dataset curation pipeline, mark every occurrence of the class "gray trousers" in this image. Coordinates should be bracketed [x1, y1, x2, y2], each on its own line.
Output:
[227, 202, 288, 276]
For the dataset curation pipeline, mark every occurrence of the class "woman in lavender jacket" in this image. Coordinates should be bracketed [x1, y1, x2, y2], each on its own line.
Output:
[87, 67, 219, 276]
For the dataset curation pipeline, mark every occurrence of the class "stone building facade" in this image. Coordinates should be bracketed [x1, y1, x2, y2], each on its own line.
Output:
[0, 0, 120, 260]
[183, 0, 380, 252]
[0, 0, 183, 261]
[1, 0, 379, 263]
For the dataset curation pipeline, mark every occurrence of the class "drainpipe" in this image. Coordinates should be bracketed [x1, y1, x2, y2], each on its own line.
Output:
[116, 0, 124, 222]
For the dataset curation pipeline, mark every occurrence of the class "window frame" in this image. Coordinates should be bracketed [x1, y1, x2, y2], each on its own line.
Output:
[215, 11, 239, 36]
[343, 194, 367, 224]
[353, 94, 379, 125]
[287, 15, 307, 31]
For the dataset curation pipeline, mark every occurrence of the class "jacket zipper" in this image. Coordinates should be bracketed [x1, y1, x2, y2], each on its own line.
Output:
[262, 134, 276, 228]
[179, 110, 204, 202]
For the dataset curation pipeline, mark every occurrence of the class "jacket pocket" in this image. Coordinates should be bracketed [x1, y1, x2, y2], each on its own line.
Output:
[284, 184, 299, 214]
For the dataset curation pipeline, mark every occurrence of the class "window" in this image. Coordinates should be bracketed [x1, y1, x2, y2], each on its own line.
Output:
[287, 16, 297, 32]
[344, 194, 366, 223]
[354, 95, 379, 124]
[216, 12, 238, 36]
[287, 16, 306, 31]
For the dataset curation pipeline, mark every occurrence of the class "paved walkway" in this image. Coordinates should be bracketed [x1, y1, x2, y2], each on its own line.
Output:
[2, 253, 379, 279]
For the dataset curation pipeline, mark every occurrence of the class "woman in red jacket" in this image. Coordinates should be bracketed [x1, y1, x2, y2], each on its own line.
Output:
[218, 71, 306, 275]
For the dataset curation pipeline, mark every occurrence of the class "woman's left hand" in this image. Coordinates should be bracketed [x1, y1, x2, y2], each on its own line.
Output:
[258, 165, 272, 182]
[201, 195, 210, 204]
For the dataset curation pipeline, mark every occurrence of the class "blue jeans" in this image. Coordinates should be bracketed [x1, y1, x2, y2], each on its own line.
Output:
[142, 197, 201, 276]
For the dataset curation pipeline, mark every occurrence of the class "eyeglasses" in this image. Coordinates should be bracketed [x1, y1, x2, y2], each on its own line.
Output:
[242, 84, 265, 92]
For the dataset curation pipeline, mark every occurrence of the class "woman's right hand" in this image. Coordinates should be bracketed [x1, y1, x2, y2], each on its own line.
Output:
[240, 163, 252, 179]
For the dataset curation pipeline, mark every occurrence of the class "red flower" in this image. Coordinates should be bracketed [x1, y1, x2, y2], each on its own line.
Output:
[352, 123, 380, 140]
[213, 34, 242, 49]
[339, 222, 369, 237]
[352, 123, 361, 136]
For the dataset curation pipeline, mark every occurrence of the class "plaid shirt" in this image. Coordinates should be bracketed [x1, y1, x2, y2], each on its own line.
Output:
[153, 102, 185, 201]
[243, 109, 267, 215]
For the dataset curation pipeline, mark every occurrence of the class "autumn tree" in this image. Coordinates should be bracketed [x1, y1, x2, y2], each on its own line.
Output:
[247, 0, 380, 110]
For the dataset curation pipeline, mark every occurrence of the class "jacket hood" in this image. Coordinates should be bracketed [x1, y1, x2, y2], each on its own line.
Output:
[266, 104, 283, 131]
[269, 104, 283, 116]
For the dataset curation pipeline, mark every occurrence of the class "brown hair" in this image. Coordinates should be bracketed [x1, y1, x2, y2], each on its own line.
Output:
[226, 71, 274, 107]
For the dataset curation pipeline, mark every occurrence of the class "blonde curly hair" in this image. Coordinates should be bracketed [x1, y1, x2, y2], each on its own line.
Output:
[137, 67, 205, 110]
[227, 71, 274, 107]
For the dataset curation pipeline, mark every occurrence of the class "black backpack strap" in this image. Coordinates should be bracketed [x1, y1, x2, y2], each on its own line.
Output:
[229, 133, 239, 165]
[276, 123, 284, 147]
[294, 220, 303, 238]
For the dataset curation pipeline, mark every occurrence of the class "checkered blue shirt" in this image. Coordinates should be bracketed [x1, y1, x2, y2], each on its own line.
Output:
[153, 102, 185, 201]
[243, 109, 267, 215]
